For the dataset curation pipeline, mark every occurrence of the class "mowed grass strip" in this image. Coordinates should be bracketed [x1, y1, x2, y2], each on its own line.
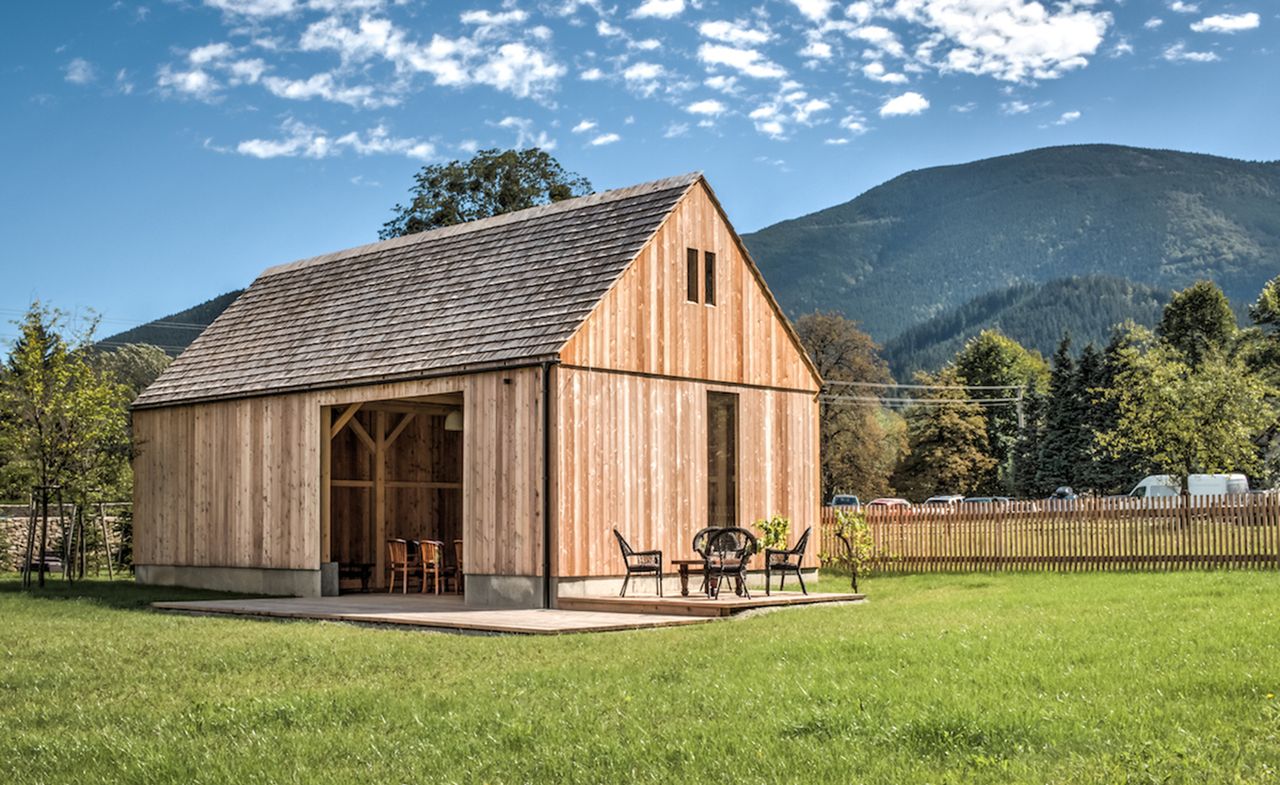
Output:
[1, 572, 1278, 784]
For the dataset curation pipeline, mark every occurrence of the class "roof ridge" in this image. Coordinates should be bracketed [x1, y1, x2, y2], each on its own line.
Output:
[260, 171, 703, 278]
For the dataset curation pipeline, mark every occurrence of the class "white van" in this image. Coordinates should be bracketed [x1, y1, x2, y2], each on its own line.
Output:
[1128, 473, 1249, 498]
[1187, 473, 1250, 496]
[1128, 475, 1179, 498]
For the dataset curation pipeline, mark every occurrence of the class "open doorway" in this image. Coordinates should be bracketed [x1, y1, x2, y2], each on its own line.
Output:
[324, 393, 464, 593]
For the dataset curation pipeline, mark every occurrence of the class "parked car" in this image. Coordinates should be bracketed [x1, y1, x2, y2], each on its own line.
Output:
[827, 494, 861, 507]
[867, 497, 912, 511]
[923, 494, 964, 506]
[1049, 486, 1077, 500]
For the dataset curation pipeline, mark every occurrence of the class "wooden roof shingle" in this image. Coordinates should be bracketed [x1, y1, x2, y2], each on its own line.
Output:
[133, 172, 701, 408]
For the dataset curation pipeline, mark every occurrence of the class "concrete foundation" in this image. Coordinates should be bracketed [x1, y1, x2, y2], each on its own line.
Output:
[463, 574, 544, 609]
[136, 564, 321, 597]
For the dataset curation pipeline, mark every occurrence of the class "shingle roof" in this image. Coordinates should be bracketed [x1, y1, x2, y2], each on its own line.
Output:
[133, 172, 701, 409]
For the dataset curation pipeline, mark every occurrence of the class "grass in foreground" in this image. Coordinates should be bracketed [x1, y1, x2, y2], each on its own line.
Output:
[2, 571, 1278, 784]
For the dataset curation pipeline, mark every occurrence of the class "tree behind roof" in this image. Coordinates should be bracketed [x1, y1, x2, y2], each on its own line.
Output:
[380, 148, 593, 240]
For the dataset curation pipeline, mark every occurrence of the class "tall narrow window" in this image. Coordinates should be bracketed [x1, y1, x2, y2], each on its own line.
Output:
[686, 248, 699, 302]
[707, 392, 738, 527]
[704, 251, 716, 306]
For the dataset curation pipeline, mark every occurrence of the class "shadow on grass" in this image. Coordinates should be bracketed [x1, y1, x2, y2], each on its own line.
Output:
[0, 572, 257, 611]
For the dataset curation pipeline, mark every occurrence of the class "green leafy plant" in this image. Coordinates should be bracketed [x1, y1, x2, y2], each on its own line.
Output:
[754, 514, 790, 553]
[824, 507, 877, 592]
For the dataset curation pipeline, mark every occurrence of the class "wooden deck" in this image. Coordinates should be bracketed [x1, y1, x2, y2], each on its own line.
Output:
[152, 594, 712, 635]
[557, 591, 864, 617]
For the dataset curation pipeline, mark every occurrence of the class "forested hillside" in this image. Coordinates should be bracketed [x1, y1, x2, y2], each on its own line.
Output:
[883, 276, 1169, 376]
[100, 291, 241, 355]
[744, 145, 1280, 341]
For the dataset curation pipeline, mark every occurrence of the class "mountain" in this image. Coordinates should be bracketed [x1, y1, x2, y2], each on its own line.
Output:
[100, 290, 242, 355]
[882, 275, 1169, 378]
[743, 144, 1280, 342]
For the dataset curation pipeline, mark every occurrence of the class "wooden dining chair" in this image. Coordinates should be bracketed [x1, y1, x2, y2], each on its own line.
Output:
[419, 540, 444, 595]
[387, 539, 412, 594]
[448, 539, 464, 595]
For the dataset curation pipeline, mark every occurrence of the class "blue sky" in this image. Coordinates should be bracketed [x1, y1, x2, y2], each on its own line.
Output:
[1, 0, 1275, 341]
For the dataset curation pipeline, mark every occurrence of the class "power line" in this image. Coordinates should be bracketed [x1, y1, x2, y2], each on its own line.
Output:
[825, 379, 1024, 392]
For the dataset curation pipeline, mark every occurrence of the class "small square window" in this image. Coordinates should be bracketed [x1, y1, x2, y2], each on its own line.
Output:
[686, 248, 699, 302]
[704, 251, 716, 306]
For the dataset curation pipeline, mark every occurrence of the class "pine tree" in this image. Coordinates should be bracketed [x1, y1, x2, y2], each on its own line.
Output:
[1037, 335, 1090, 491]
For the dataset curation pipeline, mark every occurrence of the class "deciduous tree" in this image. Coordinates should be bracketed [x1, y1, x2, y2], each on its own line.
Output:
[380, 148, 592, 239]
[795, 312, 905, 500]
[891, 368, 996, 499]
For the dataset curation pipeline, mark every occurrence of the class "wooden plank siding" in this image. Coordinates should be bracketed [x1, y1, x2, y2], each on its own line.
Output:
[554, 367, 819, 578]
[133, 366, 545, 581]
[132, 396, 319, 571]
[560, 180, 819, 394]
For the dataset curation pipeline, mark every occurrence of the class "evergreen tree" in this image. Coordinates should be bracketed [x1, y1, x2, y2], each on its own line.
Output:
[1010, 383, 1048, 496]
[1037, 335, 1091, 491]
[951, 329, 1048, 493]
[892, 368, 996, 499]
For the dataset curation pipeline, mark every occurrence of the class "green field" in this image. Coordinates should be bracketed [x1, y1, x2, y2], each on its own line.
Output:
[2, 571, 1278, 784]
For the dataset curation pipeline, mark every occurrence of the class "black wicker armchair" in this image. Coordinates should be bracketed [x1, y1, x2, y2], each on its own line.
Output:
[696, 527, 757, 599]
[613, 529, 663, 597]
[765, 526, 811, 595]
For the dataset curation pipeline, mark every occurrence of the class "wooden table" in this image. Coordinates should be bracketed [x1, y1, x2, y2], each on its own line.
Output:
[671, 558, 706, 596]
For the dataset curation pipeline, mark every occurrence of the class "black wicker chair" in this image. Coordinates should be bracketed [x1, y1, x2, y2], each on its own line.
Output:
[700, 527, 757, 599]
[613, 529, 663, 597]
[765, 526, 811, 595]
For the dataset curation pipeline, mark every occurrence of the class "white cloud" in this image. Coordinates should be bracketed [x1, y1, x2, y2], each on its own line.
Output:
[580, 67, 605, 80]
[234, 117, 433, 160]
[473, 42, 566, 99]
[900, 0, 1112, 82]
[1162, 41, 1220, 62]
[1190, 13, 1260, 33]
[663, 121, 689, 137]
[572, 119, 597, 133]
[698, 43, 787, 79]
[459, 9, 529, 26]
[114, 68, 135, 94]
[704, 74, 739, 93]
[951, 102, 976, 112]
[596, 19, 623, 37]
[1001, 99, 1032, 115]
[757, 119, 785, 137]
[203, 0, 297, 17]
[1167, 1, 1198, 13]
[879, 91, 929, 117]
[64, 58, 96, 85]
[157, 65, 221, 101]
[631, 0, 684, 20]
[850, 25, 905, 58]
[862, 61, 908, 84]
[457, 139, 479, 153]
[1053, 110, 1081, 125]
[792, 97, 830, 123]
[789, 0, 833, 22]
[495, 115, 556, 149]
[189, 42, 234, 65]
[840, 114, 869, 134]
[262, 72, 395, 107]
[622, 60, 665, 95]
[299, 15, 564, 99]
[824, 137, 849, 145]
[699, 19, 772, 45]
[631, 38, 661, 50]
[1144, 17, 1164, 29]
[686, 98, 727, 115]
[799, 40, 832, 59]
[589, 132, 621, 145]
[227, 58, 267, 84]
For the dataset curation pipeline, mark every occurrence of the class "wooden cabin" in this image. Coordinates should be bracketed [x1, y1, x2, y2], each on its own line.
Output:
[131, 173, 822, 607]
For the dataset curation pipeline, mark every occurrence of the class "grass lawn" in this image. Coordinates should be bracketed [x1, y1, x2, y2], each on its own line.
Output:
[2, 571, 1278, 784]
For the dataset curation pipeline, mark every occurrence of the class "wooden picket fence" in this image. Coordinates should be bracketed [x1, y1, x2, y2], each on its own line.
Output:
[819, 494, 1280, 573]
